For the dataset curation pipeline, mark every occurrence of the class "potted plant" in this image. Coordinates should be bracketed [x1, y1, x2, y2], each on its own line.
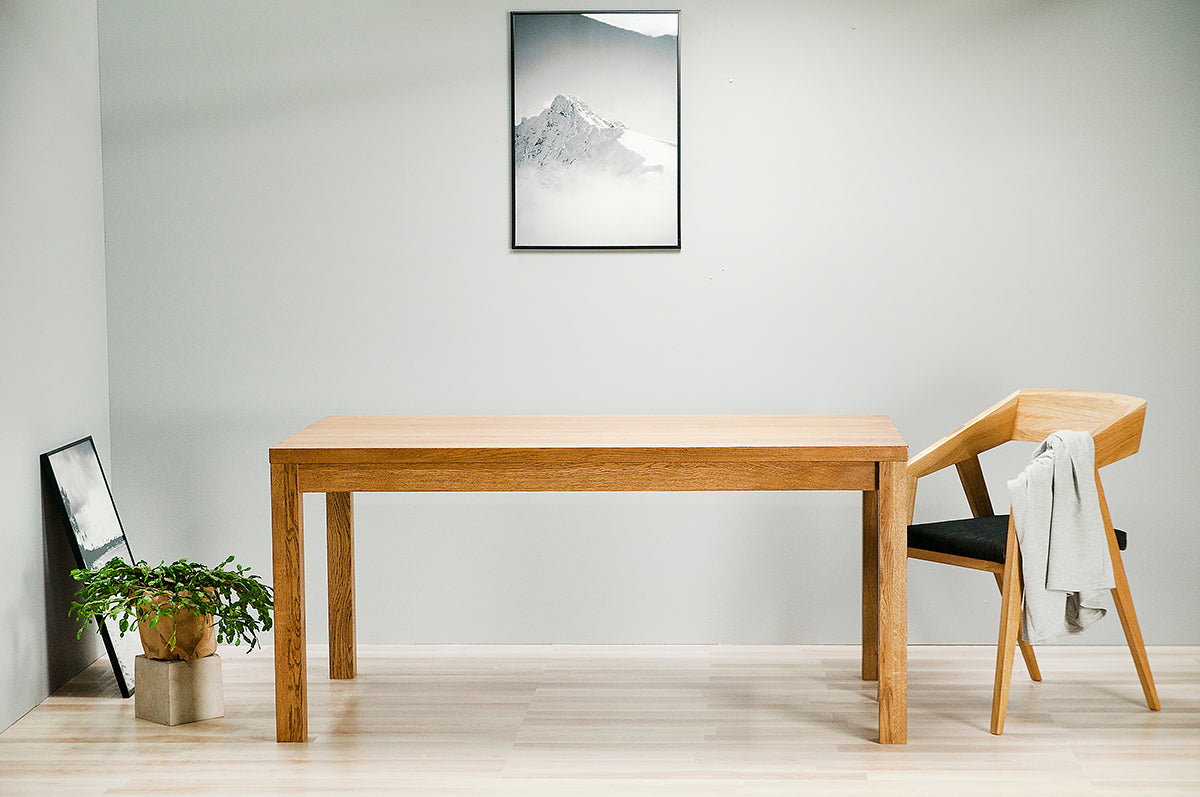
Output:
[69, 555, 274, 661]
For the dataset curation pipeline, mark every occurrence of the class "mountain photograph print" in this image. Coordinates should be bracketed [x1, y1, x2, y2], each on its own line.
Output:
[42, 437, 139, 696]
[510, 12, 680, 249]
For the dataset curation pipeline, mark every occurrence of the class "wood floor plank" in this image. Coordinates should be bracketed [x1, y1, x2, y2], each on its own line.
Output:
[0, 645, 1196, 795]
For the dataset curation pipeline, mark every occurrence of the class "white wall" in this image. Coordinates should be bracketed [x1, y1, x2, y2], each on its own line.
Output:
[98, 1, 1200, 647]
[0, 1, 109, 732]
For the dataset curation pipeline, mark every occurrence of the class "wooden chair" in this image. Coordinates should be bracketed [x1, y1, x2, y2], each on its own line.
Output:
[905, 389, 1160, 734]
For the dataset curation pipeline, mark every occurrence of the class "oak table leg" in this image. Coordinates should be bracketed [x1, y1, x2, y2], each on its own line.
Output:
[271, 464, 307, 742]
[861, 488, 879, 682]
[327, 492, 356, 680]
[876, 460, 908, 744]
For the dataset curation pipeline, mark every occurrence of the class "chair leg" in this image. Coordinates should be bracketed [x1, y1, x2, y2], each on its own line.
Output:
[1095, 474, 1160, 711]
[994, 572, 1041, 682]
[1108, 549, 1161, 710]
[1110, 571, 1160, 711]
[991, 517, 1022, 735]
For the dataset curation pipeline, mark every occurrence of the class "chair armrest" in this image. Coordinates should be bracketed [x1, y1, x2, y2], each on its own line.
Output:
[906, 392, 1019, 523]
[908, 391, 1019, 480]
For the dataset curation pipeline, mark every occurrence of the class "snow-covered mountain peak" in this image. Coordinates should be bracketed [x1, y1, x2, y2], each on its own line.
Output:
[546, 94, 623, 132]
[515, 94, 672, 180]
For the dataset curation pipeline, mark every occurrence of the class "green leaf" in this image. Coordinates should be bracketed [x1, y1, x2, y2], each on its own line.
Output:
[66, 555, 274, 651]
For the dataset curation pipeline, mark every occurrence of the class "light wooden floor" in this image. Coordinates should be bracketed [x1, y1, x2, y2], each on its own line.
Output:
[1, 645, 1197, 796]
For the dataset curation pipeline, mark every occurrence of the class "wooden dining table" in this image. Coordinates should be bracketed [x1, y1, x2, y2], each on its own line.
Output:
[269, 415, 909, 743]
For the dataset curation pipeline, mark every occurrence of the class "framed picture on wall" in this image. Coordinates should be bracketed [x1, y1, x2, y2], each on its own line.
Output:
[510, 11, 680, 249]
[42, 437, 139, 697]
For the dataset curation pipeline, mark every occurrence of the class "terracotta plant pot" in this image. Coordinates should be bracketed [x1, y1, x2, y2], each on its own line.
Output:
[137, 593, 218, 661]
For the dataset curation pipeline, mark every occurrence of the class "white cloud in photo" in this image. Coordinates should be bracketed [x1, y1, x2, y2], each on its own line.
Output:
[582, 14, 678, 38]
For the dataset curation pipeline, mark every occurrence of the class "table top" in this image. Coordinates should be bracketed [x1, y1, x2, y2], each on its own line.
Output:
[270, 415, 907, 464]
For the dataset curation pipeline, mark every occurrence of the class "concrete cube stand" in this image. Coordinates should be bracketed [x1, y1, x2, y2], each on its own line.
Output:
[134, 654, 224, 726]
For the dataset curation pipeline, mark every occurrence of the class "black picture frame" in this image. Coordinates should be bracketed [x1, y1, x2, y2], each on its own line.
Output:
[510, 11, 681, 250]
[42, 436, 138, 697]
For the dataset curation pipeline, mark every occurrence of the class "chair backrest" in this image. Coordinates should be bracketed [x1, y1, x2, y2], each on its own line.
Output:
[910, 390, 1146, 475]
[1010, 390, 1145, 467]
[906, 390, 1146, 521]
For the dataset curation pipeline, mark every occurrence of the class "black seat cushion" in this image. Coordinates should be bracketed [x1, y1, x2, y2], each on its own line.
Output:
[908, 514, 1127, 565]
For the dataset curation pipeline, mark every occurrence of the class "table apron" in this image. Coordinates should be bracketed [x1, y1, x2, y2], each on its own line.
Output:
[294, 460, 879, 493]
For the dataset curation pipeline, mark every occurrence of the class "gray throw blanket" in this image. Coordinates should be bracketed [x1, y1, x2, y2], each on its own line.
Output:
[1006, 430, 1114, 643]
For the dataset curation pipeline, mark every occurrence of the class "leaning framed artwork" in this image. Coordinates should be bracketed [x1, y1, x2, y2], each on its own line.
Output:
[510, 11, 680, 249]
[42, 437, 139, 696]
